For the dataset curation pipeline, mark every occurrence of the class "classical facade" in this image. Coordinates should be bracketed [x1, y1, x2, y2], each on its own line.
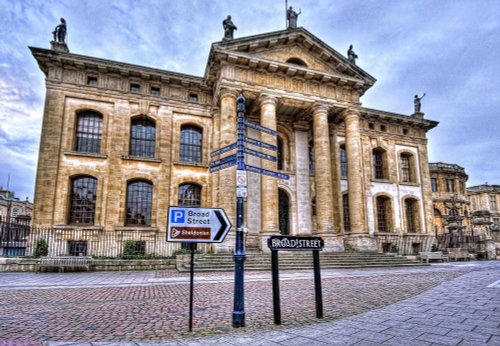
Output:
[31, 26, 438, 256]
[468, 184, 500, 249]
[428, 162, 470, 234]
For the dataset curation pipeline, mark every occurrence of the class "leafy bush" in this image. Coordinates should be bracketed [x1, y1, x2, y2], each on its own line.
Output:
[122, 240, 136, 258]
[33, 238, 48, 258]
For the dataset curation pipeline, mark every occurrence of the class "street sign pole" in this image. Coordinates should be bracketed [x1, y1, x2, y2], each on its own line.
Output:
[232, 93, 246, 328]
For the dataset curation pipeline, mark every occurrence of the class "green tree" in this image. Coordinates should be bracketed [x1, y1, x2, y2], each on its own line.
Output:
[33, 238, 48, 258]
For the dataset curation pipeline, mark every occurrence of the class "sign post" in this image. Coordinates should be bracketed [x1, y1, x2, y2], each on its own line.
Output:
[166, 206, 231, 331]
[209, 93, 290, 328]
[267, 235, 325, 324]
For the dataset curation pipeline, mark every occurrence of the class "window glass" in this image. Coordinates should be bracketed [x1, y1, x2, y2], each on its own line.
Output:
[69, 176, 97, 224]
[130, 117, 156, 158]
[126, 180, 153, 225]
[75, 112, 102, 153]
[180, 126, 202, 162]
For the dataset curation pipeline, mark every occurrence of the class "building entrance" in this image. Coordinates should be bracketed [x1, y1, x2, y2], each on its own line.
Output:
[279, 189, 290, 235]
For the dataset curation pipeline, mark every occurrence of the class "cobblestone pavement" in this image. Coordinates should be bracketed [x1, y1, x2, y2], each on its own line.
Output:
[0, 262, 498, 345]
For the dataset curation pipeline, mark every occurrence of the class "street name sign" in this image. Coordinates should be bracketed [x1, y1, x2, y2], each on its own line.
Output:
[267, 235, 324, 251]
[244, 120, 278, 136]
[244, 147, 277, 162]
[167, 207, 232, 243]
[210, 142, 237, 158]
[245, 164, 290, 180]
[209, 160, 237, 172]
[244, 137, 277, 151]
[209, 153, 237, 168]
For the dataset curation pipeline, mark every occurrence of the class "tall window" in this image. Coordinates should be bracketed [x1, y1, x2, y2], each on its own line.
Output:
[69, 176, 97, 224]
[405, 199, 419, 233]
[376, 196, 392, 232]
[340, 145, 347, 178]
[446, 178, 455, 192]
[309, 139, 315, 174]
[130, 117, 156, 158]
[490, 195, 497, 210]
[400, 153, 414, 183]
[372, 148, 386, 180]
[180, 125, 202, 162]
[431, 178, 438, 192]
[178, 184, 201, 207]
[277, 136, 284, 171]
[75, 111, 103, 153]
[126, 180, 153, 225]
[342, 194, 350, 232]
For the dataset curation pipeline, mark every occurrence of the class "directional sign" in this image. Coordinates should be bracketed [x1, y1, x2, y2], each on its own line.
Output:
[244, 137, 277, 151]
[245, 164, 290, 180]
[209, 159, 237, 172]
[244, 147, 277, 162]
[210, 142, 237, 158]
[209, 153, 237, 168]
[244, 120, 277, 136]
[167, 207, 232, 243]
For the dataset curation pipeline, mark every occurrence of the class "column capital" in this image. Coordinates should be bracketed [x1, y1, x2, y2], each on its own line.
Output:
[293, 121, 310, 132]
[342, 107, 361, 120]
[311, 103, 330, 115]
[257, 94, 279, 107]
[219, 88, 239, 101]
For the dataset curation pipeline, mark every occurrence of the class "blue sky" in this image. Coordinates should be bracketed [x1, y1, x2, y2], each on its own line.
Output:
[1, 0, 499, 201]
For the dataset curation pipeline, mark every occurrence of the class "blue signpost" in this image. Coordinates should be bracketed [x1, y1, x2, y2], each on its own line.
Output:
[209, 93, 289, 328]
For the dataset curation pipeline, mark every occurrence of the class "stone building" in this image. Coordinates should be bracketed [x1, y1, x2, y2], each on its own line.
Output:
[468, 184, 500, 252]
[0, 188, 32, 223]
[30, 26, 439, 257]
[428, 162, 470, 235]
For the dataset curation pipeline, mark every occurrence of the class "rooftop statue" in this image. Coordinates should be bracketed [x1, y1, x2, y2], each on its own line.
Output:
[414, 93, 426, 113]
[52, 18, 67, 43]
[222, 15, 237, 40]
[347, 44, 358, 65]
[287, 6, 301, 29]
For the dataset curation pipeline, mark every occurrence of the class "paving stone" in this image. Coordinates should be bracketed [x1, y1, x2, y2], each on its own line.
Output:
[252, 330, 296, 342]
[382, 336, 431, 346]
[446, 329, 492, 343]
[382, 327, 424, 338]
[488, 335, 500, 344]
[416, 333, 462, 346]
[279, 336, 327, 345]
[352, 330, 393, 343]
[313, 333, 363, 345]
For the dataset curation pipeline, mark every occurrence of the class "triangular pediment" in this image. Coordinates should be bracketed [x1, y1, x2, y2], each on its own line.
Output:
[206, 27, 376, 91]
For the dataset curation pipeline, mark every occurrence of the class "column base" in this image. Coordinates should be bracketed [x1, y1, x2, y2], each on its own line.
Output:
[344, 234, 378, 253]
[259, 232, 278, 253]
[318, 234, 345, 252]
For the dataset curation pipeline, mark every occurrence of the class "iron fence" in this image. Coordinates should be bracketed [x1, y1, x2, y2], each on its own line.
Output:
[375, 233, 435, 255]
[436, 233, 480, 251]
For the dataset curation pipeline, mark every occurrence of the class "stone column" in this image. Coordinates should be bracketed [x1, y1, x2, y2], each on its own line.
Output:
[294, 122, 312, 235]
[344, 108, 377, 252]
[259, 95, 279, 250]
[312, 104, 334, 234]
[211, 108, 221, 208]
[217, 90, 238, 252]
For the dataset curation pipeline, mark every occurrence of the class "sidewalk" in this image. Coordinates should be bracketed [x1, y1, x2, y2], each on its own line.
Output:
[0, 261, 498, 345]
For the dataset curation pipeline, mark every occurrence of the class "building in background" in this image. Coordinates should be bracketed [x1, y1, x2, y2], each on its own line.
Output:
[0, 188, 32, 256]
[0, 188, 32, 223]
[30, 23, 439, 257]
[428, 162, 470, 235]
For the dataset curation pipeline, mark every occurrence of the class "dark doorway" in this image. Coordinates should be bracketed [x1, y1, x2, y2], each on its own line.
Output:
[279, 189, 290, 235]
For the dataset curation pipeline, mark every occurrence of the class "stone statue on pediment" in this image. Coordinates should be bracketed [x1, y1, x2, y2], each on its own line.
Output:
[52, 18, 67, 43]
[347, 45, 358, 65]
[414, 93, 426, 113]
[287, 6, 301, 29]
[222, 15, 237, 40]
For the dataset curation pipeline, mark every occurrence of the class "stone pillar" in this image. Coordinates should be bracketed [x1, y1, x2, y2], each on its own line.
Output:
[217, 90, 238, 252]
[259, 95, 279, 250]
[312, 104, 334, 234]
[344, 108, 377, 252]
[294, 122, 312, 235]
[211, 108, 221, 208]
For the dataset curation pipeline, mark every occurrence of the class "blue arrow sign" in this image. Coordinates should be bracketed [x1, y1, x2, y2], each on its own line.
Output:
[244, 147, 277, 162]
[210, 159, 237, 172]
[244, 137, 277, 151]
[245, 164, 290, 180]
[244, 120, 277, 136]
[210, 142, 238, 157]
[210, 153, 237, 168]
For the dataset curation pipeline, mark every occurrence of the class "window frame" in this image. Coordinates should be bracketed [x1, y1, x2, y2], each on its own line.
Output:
[129, 116, 156, 158]
[125, 180, 153, 226]
[179, 125, 203, 163]
[74, 111, 103, 154]
[68, 176, 98, 225]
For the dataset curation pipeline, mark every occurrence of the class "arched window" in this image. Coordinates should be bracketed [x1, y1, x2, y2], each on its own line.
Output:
[376, 195, 392, 232]
[405, 198, 420, 233]
[286, 57, 307, 67]
[75, 111, 103, 153]
[434, 208, 442, 217]
[277, 136, 284, 171]
[340, 144, 347, 178]
[69, 176, 97, 224]
[178, 183, 201, 207]
[372, 148, 387, 180]
[130, 117, 156, 158]
[126, 180, 153, 225]
[342, 193, 350, 232]
[180, 125, 202, 163]
[400, 152, 416, 183]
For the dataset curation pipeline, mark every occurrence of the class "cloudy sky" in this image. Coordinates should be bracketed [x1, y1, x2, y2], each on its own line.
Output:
[1, 0, 499, 201]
